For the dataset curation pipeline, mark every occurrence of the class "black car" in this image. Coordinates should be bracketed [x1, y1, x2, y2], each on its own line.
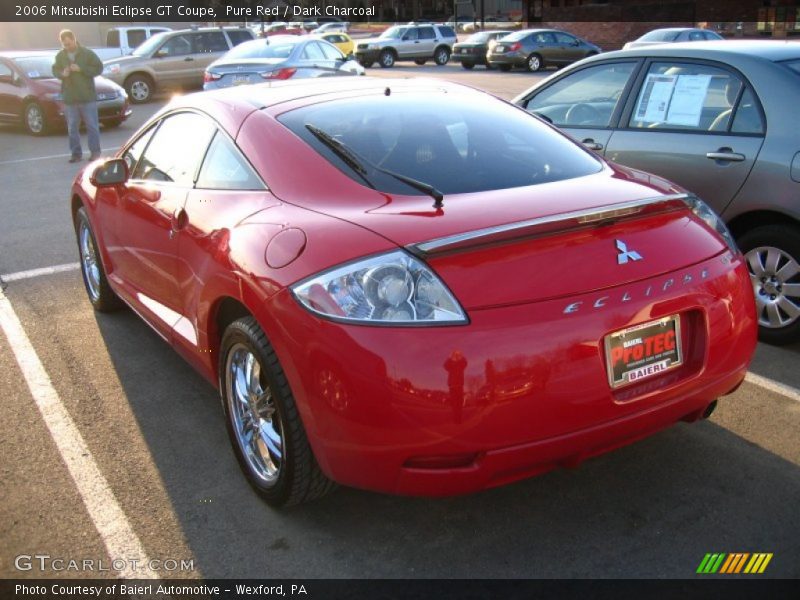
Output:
[487, 29, 601, 72]
[451, 30, 513, 69]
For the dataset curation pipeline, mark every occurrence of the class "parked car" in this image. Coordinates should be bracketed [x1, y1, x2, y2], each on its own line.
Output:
[514, 41, 800, 344]
[203, 36, 363, 89]
[71, 77, 756, 506]
[314, 32, 355, 58]
[311, 22, 349, 35]
[355, 23, 457, 68]
[91, 26, 172, 61]
[451, 30, 513, 69]
[260, 23, 303, 37]
[623, 28, 724, 50]
[101, 27, 255, 104]
[487, 28, 601, 72]
[0, 51, 130, 135]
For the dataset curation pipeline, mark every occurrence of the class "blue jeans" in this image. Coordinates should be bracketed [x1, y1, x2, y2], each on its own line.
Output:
[64, 102, 100, 157]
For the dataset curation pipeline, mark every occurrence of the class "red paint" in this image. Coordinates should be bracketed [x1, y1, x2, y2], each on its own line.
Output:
[71, 78, 758, 497]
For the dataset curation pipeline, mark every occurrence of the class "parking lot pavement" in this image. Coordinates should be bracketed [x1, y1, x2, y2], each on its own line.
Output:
[1, 67, 799, 579]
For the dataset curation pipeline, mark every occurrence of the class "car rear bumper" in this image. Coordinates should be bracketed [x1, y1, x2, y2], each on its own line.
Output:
[487, 53, 526, 67]
[355, 49, 380, 63]
[260, 251, 757, 496]
[451, 49, 488, 64]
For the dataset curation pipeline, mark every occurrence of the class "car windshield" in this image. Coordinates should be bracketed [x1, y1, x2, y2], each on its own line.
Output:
[278, 92, 602, 196]
[639, 30, 681, 42]
[380, 27, 405, 39]
[224, 39, 297, 59]
[13, 56, 55, 79]
[132, 31, 170, 56]
[465, 32, 492, 43]
[781, 59, 800, 76]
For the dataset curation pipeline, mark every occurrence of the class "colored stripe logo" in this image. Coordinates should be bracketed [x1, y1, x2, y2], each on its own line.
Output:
[697, 553, 773, 574]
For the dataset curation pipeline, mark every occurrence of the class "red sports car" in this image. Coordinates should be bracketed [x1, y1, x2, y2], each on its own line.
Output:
[71, 78, 757, 506]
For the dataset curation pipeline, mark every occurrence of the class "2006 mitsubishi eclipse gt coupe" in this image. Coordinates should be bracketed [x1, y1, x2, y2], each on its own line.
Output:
[71, 77, 757, 506]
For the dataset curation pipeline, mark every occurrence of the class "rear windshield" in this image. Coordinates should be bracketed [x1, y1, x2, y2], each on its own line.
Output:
[278, 92, 602, 196]
[639, 30, 680, 42]
[781, 59, 800, 75]
[465, 32, 493, 43]
[13, 56, 54, 79]
[503, 30, 532, 42]
[225, 38, 297, 59]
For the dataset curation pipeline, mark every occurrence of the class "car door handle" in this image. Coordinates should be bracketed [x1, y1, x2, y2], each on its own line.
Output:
[582, 139, 603, 151]
[706, 148, 745, 162]
[184, 57, 194, 62]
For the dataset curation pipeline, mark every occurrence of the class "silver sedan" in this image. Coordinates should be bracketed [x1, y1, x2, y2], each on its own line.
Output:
[514, 41, 800, 345]
[203, 36, 364, 90]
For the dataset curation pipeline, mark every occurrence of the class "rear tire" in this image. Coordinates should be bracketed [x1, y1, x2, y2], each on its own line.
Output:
[526, 53, 543, 72]
[737, 224, 800, 345]
[23, 102, 48, 136]
[379, 49, 395, 68]
[414, 58, 427, 65]
[433, 46, 450, 66]
[358, 59, 373, 68]
[220, 317, 336, 507]
[75, 207, 121, 312]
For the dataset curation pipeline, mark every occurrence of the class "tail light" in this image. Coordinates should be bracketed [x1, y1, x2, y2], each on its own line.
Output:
[508, 42, 522, 52]
[203, 71, 221, 83]
[261, 68, 297, 80]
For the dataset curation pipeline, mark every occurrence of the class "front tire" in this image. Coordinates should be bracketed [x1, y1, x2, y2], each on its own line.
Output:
[23, 102, 48, 136]
[75, 207, 121, 312]
[738, 224, 800, 345]
[220, 317, 336, 506]
[124, 73, 154, 104]
[414, 58, 427, 65]
[378, 49, 395, 68]
[433, 46, 450, 66]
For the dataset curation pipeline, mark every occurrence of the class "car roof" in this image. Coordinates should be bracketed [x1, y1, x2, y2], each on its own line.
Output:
[606, 40, 800, 62]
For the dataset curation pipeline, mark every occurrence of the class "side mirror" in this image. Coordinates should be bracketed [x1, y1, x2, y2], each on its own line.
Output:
[0, 74, 14, 85]
[91, 158, 128, 187]
[155, 49, 168, 58]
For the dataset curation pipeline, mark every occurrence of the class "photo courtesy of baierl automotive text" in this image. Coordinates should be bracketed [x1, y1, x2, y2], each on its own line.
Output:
[0, 0, 798, 595]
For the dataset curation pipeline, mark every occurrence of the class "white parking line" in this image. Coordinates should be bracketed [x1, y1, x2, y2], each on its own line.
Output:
[745, 372, 800, 403]
[0, 149, 119, 166]
[2, 262, 800, 406]
[0, 287, 156, 579]
[1, 262, 80, 282]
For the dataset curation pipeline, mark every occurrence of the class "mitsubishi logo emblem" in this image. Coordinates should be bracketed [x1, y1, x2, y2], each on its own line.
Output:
[616, 240, 642, 264]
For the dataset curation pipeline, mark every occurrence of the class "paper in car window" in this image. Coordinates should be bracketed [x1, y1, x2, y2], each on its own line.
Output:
[664, 75, 712, 127]
[27, 71, 39, 78]
[633, 74, 677, 123]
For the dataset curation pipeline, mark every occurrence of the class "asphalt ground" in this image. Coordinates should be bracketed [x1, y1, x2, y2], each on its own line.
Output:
[1, 64, 799, 580]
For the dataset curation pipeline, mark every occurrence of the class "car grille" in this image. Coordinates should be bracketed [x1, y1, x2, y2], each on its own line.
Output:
[96, 92, 117, 101]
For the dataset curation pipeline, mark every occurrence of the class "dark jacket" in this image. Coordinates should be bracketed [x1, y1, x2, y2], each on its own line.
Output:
[51, 45, 103, 105]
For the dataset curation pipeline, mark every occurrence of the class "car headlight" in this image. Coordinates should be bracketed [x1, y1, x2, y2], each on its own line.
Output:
[291, 250, 467, 325]
[686, 196, 738, 254]
[103, 64, 121, 76]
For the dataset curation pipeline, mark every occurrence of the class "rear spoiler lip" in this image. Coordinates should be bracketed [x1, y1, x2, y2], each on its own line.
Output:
[407, 193, 693, 258]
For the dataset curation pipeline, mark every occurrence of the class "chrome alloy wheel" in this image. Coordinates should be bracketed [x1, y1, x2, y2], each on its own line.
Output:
[226, 344, 283, 485]
[129, 79, 151, 103]
[79, 221, 101, 302]
[746, 245, 800, 329]
[26, 104, 44, 133]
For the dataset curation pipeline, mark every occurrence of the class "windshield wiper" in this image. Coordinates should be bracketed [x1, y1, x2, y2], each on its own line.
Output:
[305, 124, 445, 208]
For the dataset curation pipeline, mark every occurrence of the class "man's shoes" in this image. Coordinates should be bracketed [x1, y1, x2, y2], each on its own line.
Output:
[88, 153, 101, 161]
[68, 155, 81, 163]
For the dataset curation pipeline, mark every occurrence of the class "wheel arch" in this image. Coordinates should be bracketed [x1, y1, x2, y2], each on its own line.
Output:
[727, 210, 800, 240]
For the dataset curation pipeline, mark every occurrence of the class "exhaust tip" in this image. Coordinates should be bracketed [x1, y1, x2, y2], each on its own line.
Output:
[702, 400, 718, 419]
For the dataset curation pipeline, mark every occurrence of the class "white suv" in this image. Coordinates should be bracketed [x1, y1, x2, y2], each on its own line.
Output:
[355, 24, 458, 68]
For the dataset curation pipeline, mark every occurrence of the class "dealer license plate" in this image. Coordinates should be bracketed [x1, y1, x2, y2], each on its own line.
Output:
[604, 315, 682, 388]
[232, 75, 250, 86]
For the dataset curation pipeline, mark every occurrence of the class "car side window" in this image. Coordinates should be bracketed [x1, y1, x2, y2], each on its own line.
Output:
[437, 26, 456, 38]
[302, 42, 326, 61]
[226, 30, 253, 46]
[196, 133, 264, 190]
[159, 35, 193, 57]
[555, 32, 576, 44]
[319, 42, 344, 61]
[404, 28, 419, 41]
[0, 62, 12, 78]
[194, 32, 229, 53]
[122, 125, 157, 175]
[688, 31, 705, 41]
[419, 27, 435, 40]
[523, 61, 637, 127]
[134, 113, 216, 184]
[731, 87, 765, 135]
[630, 62, 745, 132]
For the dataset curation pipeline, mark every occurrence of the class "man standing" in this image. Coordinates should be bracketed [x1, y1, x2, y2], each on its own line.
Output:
[51, 30, 103, 163]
